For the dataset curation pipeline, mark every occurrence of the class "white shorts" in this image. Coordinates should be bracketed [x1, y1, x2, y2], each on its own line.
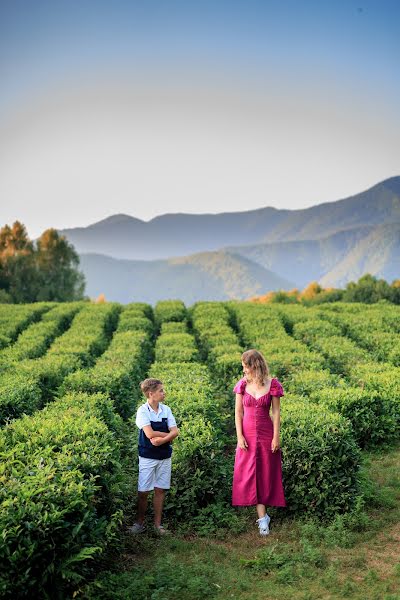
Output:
[138, 456, 172, 492]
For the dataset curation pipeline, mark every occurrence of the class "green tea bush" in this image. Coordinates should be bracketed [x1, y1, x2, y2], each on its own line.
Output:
[47, 303, 121, 366]
[0, 392, 124, 598]
[311, 387, 398, 448]
[154, 300, 186, 328]
[0, 302, 52, 345]
[281, 399, 361, 517]
[0, 371, 42, 424]
[348, 362, 400, 430]
[0, 302, 81, 368]
[19, 354, 82, 405]
[117, 315, 154, 335]
[191, 302, 243, 385]
[292, 320, 342, 345]
[122, 301, 153, 320]
[60, 330, 152, 418]
[154, 332, 199, 363]
[285, 369, 344, 396]
[161, 321, 187, 333]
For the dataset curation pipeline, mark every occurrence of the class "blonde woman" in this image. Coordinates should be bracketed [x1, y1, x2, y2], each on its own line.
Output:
[232, 349, 286, 535]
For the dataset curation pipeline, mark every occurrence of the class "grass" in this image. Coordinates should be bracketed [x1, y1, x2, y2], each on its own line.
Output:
[79, 444, 400, 600]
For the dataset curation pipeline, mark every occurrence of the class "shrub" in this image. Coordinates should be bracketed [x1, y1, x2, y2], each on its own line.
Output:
[281, 399, 361, 517]
[154, 300, 186, 328]
[0, 392, 124, 598]
[311, 387, 398, 448]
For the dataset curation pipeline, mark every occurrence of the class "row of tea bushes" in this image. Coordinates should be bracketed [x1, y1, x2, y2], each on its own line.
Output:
[61, 322, 153, 419]
[117, 302, 154, 336]
[228, 302, 362, 513]
[231, 302, 324, 379]
[0, 303, 121, 425]
[146, 308, 232, 518]
[0, 302, 82, 371]
[0, 302, 52, 349]
[318, 301, 400, 333]
[191, 302, 243, 385]
[278, 306, 399, 447]
[0, 391, 126, 598]
[154, 300, 187, 329]
[0, 303, 157, 597]
[279, 398, 361, 515]
[154, 331, 199, 363]
[291, 318, 370, 375]
[319, 310, 400, 366]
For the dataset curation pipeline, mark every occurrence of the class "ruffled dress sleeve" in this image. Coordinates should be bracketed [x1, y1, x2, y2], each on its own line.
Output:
[233, 377, 247, 395]
[270, 378, 284, 397]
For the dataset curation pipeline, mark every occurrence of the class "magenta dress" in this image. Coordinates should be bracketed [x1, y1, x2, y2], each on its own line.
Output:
[232, 377, 286, 507]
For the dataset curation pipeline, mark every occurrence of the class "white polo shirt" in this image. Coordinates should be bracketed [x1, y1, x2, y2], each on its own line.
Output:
[136, 402, 177, 430]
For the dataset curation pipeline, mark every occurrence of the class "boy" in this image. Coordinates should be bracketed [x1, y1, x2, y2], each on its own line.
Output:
[128, 378, 179, 535]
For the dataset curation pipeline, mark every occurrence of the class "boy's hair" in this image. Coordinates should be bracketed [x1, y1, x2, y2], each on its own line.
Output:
[241, 349, 269, 385]
[140, 378, 163, 397]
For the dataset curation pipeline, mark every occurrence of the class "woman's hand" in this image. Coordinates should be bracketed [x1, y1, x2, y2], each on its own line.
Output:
[271, 438, 280, 453]
[238, 435, 248, 451]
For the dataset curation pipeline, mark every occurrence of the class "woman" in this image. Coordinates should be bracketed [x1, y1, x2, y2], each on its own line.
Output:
[232, 349, 286, 535]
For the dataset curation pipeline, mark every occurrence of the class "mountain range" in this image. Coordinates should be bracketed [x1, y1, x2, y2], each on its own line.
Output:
[59, 176, 400, 303]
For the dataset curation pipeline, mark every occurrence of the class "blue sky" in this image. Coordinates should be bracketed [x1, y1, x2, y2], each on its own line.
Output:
[0, 0, 399, 236]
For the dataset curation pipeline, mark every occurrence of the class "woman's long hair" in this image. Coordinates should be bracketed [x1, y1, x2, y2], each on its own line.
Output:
[241, 349, 269, 385]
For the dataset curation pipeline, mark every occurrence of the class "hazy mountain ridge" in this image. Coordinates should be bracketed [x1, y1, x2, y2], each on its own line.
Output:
[66, 176, 400, 302]
[79, 251, 295, 304]
[226, 223, 400, 288]
[61, 176, 400, 261]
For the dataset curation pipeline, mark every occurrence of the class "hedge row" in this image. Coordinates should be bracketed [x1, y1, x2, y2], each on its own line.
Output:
[231, 302, 324, 379]
[320, 310, 400, 366]
[280, 398, 361, 515]
[0, 303, 121, 425]
[116, 302, 154, 335]
[154, 332, 199, 363]
[0, 302, 82, 371]
[154, 300, 186, 329]
[279, 305, 399, 447]
[0, 302, 52, 349]
[60, 330, 153, 419]
[191, 302, 243, 385]
[0, 392, 125, 598]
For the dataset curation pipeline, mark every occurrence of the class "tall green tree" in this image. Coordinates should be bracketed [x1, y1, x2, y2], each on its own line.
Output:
[0, 222, 85, 303]
[35, 229, 85, 301]
[343, 274, 393, 304]
[0, 221, 37, 302]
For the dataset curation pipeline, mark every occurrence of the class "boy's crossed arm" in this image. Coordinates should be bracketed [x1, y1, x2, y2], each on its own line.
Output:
[142, 425, 179, 447]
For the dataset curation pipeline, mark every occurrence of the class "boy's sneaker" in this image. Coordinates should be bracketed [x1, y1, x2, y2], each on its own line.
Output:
[127, 522, 146, 534]
[256, 514, 270, 536]
[154, 524, 169, 536]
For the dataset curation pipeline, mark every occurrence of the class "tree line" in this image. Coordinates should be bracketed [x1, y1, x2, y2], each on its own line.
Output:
[0, 221, 85, 303]
[251, 274, 400, 305]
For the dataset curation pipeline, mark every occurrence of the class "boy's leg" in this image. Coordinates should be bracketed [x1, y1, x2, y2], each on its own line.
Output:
[153, 458, 171, 527]
[153, 488, 166, 527]
[137, 491, 149, 524]
[136, 457, 157, 525]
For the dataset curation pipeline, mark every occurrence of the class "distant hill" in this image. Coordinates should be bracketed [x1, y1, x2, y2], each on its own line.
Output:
[61, 176, 400, 260]
[79, 222, 400, 303]
[79, 251, 294, 304]
[227, 223, 400, 288]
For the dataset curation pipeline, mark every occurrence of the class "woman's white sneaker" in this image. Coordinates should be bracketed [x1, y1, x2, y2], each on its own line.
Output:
[256, 514, 270, 536]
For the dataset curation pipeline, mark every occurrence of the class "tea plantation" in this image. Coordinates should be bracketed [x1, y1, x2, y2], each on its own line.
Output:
[0, 299, 399, 598]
